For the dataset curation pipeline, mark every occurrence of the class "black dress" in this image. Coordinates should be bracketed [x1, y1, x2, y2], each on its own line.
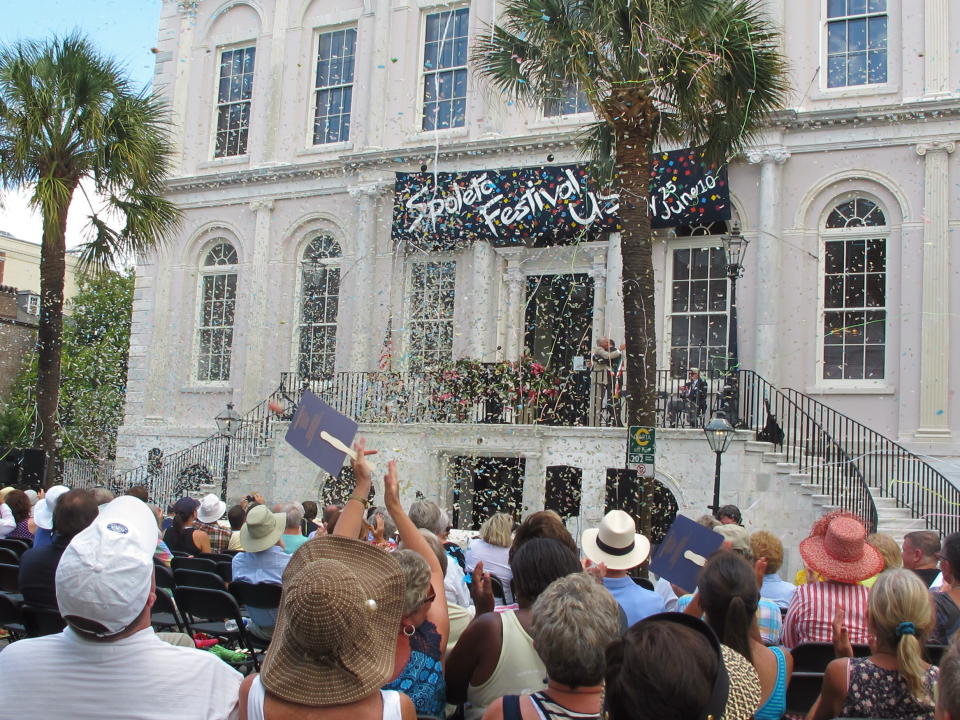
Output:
[163, 526, 201, 555]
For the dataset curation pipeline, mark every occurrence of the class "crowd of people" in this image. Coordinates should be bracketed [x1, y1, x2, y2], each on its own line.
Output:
[2, 450, 960, 720]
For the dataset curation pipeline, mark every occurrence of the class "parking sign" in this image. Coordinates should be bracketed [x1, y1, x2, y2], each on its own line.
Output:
[627, 426, 655, 478]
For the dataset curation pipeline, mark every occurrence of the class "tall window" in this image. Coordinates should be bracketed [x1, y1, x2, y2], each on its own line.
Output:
[668, 245, 728, 377]
[544, 79, 591, 117]
[196, 242, 238, 382]
[822, 197, 887, 380]
[215, 46, 256, 157]
[422, 8, 469, 131]
[314, 28, 356, 144]
[408, 261, 456, 371]
[827, 0, 887, 87]
[297, 236, 341, 378]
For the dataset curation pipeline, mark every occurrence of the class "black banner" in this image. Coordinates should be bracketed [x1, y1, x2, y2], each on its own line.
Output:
[648, 148, 731, 229]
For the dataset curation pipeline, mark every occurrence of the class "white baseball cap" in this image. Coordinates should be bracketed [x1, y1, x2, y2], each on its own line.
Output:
[34, 485, 70, 530]
[56, 496, 159, 636]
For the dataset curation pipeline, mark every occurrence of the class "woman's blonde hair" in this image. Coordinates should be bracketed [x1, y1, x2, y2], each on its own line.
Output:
[480, 512, 513, 548]
[869, 569, 934, 704]
[866, 533, 903, 570]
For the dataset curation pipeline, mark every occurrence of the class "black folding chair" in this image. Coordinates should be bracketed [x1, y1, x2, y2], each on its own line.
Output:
[926, 644, 948, 665]
[155, 564, 176, 592]
[223, 549, 242, 556]
[0, 539, 31, 557]
[0, 563, 20, 594]
[174, 586, 260, 671]
[0, 547, 20, 566]
[198, 552, 233, 563]
[21, 604, 65, 637]
[229, 582, 281, 650]
[215, 561, 233, 584]
[792, 642, 870, 673]
[490, 576, 506, 603]
[785, 671, 824, 716]
[171, 556, 217, 573]
[0, 593, 25, 640]
[151, 586, 187, 634]
[174, 568, 226, 590]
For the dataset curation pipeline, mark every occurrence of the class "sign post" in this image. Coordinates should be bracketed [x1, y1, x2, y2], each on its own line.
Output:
[627, 426, 656, 478]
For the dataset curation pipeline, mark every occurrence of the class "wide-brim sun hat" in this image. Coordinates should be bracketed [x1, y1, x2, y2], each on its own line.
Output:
[799, 511, 883, 584]
[239, 504, 287, 553]
[581, 509, 651, 570]
[197, 493, 226, 524]
[35, 485, 70, 530]
[260, 536, 406, 706]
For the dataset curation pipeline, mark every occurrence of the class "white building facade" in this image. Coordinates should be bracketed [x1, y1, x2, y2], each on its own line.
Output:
[115, 0, 960, 553]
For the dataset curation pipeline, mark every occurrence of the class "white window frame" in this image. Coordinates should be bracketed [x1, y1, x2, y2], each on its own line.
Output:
[405, 257, 457, 372]
[26, 294, 40, 316]
[418, 6, 470, 134]
[542, 78, 592, 119]
[311, 26, 357, 146]
[193, 241, 239, 385]
[816, 195, 889, 388]
[662, 237, 731, 380]
[293, 235, 342, 379]
[822, 0, 888, 90]
[211, 43, 257, 159]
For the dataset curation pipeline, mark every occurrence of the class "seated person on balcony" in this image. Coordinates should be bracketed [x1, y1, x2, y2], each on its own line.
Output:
[902, 530, 941, 588]
[668, 368, 708, 427]
[19, 489, 99, 610]
[232, 504, 290, 640]
[783, 511, 880, 649]
[193, 493, 231, 554]
[162, 497, 211, 555]
[276, 502, 309, 555]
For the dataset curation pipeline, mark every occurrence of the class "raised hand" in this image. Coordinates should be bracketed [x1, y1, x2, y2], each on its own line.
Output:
[832, 606, 853, 657]
[383, 460, 400, 509]
[471, 561, 495, 616]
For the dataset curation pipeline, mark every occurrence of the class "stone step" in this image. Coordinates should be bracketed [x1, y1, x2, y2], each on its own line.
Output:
[775, 462, 800, 474]
[876, 517, 927, 531]
[762, 452, 786, 463]
[745, 441, 775, 453]
[810, 494, 832, 505]
[876, 507, 914, 520]
[787, 473, 812, 485]
[871, 497, 901, 509]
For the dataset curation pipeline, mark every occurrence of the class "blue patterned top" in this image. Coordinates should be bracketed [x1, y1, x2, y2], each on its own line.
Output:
[384, 620, 446, 719]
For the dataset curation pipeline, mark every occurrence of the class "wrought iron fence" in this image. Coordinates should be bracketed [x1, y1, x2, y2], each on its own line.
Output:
[62, 458, 115, 490]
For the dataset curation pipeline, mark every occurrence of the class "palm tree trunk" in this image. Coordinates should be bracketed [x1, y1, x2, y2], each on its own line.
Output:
[35, 200, 70, 487]
[615, 118, 657, 538]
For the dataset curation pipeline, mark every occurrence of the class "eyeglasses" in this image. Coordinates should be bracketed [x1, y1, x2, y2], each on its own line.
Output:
[422, 587, 437, 606]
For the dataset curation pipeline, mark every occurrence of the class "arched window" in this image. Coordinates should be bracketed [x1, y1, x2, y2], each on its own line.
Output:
[196, 242, 239, 382]
[297, 235, 341, 378]
[667, 220, 731, 378]
[822, 197, 887, 381]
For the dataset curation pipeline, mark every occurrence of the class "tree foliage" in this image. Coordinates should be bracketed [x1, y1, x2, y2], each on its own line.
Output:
[0, 268, 134, 461]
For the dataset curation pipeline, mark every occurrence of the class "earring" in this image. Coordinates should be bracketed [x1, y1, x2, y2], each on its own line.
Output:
[403, 624, 416, 637]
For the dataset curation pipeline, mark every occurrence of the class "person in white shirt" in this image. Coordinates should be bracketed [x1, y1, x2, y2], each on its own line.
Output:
[466, 513, 514, 604]
[408, 499, 471, 606]
[0, 496, 242, 719]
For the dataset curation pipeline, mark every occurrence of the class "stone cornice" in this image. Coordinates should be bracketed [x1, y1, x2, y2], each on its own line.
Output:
[769, 97, 960, 131]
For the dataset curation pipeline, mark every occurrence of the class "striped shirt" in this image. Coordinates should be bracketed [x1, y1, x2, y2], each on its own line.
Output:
[783, 580, 870, 649]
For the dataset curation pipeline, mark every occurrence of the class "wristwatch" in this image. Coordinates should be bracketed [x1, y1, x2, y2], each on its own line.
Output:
[349, 494, 370, 509]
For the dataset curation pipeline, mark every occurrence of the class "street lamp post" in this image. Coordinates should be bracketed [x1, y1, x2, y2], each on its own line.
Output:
[703, 414, 735, 516]
[215, 402, 242, 501]
[721, 223, 749, 427]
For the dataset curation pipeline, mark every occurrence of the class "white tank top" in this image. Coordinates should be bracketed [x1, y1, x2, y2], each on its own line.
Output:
[246, 676, 402, 720]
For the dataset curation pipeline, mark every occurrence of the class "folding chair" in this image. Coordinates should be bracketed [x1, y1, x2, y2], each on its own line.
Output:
[0, 547, 20, 566]
[926, 644, 947, 665]
[229, 581, 281, 651]
[174, 568, 226, 591]
[490, 576, 506, 603]
[0, 539, 31, 557]
[174, 586, 260, 671]
[151, 586, 186, 634]
[197, 552, 233, 563]
[155, 564, 176, 593]
[171, 556, 217, 573]
[792, 642, 870, 673]
[21, 604, 65, 637]
[785, 672, 824, 716]
[0, 563, 20, 595]
[215, 561, 233, 584]
[0, 592, 25, 640]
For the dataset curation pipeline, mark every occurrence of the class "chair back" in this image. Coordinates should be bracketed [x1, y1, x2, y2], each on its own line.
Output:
[230, 581, 282, 611]
[174, 568, 227, 591]
[155, 564, 176, 592]
[171, 556, 217, 573]
[792, 642, 870, 673]
[197, 552, 233, 563]
[0, 547, 21, 565]
[216, 561, 233, 584]
[21, 604, 65, 637]
[785, 672, 825, 715]
[926, 644, 948, 665]
[0, 539, 31, 557]
[0, 592, 24, 639]
[0, 563, 19, 593]
[151, 587, 185, 633]
[490, 575, 506, 602]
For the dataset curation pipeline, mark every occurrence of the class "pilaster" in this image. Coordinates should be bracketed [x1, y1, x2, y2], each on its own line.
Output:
[521, 451, 545, 515]
[501, 252, 525, 362]
[924, 0, 950, 97]
[240, 199, 275, 408]
[914, 141, 955, 438]
[348, 183, 390, 371]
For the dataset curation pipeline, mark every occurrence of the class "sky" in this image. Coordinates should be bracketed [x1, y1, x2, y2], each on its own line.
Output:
[0, 1, 163, 248]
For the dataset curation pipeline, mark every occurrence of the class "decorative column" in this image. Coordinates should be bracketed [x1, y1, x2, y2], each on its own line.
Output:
[241, 199, 274, 408]
[470, 241, 495, 359]
[499, 249, 525, 361]
[589, 248, 608, 344]
[520, 452, 545, 515]
[924, 0, 950, 97]
[746, 149, 790, 385]
[915, 141, 955, 438]
[347, 184, 384, 371]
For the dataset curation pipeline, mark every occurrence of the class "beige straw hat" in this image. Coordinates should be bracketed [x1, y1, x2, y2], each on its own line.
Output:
[260, 536, 406, 706]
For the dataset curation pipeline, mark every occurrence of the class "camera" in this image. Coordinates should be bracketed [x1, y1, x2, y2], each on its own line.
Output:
[245, 495, 255, 503]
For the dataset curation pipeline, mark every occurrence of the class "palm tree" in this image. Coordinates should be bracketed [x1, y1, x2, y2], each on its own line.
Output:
[0, 34, 180, 482]
[473, 0, 788, 433]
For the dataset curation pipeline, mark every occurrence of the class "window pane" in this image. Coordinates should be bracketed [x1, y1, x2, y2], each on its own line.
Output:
[868, 50, 887, 84]
[828, 23, 847, 53]
[864, 346, 885, 379]
[844, 346, 865, 379]
[848, 52, 867, 85]
[867, 0, 885, 11]
[827, 56, 846, 88]
[825, 275, 844, 308]
[849, 0, 866, 14]
[845, 239, 866, 273]
[824, 312, 844, 344]
[868, 16, 887, 48]
[828, 0, 846, 16]
[864, 310, 886, 344]
[865, 273, 885, 307]
[824, 346, 844, 379]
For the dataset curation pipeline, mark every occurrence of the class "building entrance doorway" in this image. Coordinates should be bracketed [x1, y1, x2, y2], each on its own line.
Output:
[524, 273, 594, 424]
[448, 455, 525, 530]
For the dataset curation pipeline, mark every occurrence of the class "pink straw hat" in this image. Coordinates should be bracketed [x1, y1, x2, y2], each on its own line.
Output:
[799, 512, 883, 584]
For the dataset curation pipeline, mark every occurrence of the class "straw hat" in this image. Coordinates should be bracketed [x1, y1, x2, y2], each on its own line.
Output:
[239, 504, 286, 553]
[260, 536, 405, 706]
[582, 510, 651, 570]
[799, 511, 882, 584]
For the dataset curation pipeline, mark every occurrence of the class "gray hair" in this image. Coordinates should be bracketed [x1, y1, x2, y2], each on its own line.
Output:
[367, 506, 397, 540]
[400, 528, 448, 576]
[393, 549, 432, 617]
[274, 502, 304, 530]
[531, 573, 621, 688]
[91, 487, 115, 506]
[409, 500, 446, 535]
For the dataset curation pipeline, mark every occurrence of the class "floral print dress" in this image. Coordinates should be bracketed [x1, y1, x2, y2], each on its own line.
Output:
[839, 658, 939, 720]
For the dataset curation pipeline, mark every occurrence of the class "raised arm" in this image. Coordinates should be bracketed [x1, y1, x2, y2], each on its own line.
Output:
[333, 437, 376, 539]
[384, 460, 449, 653]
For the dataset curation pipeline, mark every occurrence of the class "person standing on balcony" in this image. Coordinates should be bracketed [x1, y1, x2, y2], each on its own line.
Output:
[902, 530, 942, 588]
[591, 337, 625, 426]
[668, 368, 708, 428]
